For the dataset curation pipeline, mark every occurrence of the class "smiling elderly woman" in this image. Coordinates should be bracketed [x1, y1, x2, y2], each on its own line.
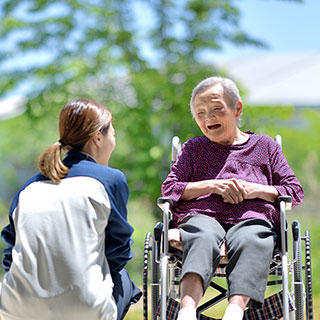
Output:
[161, 76, 304, 320]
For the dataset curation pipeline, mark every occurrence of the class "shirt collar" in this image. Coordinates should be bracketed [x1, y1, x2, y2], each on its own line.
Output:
[63, 149, 96, 167]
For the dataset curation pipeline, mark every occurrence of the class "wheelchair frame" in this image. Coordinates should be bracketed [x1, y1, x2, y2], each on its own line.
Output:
[143, 136, 313, 320]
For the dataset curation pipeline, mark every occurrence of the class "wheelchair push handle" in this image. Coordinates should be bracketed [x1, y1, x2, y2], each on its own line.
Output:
[171, 136, 181, 163]
[274, 135, 282, 149]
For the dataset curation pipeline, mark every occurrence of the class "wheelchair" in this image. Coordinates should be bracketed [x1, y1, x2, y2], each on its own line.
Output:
[143, 136, 313, 320]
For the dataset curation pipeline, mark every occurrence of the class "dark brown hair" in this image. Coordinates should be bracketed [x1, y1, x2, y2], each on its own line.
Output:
[38, 98, 111, 183]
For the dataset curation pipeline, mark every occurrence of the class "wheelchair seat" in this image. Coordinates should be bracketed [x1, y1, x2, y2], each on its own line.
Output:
[168, 227, 228, 264]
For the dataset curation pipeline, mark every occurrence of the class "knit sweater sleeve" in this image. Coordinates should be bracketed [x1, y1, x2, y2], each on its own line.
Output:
[269, 138, 304, 206]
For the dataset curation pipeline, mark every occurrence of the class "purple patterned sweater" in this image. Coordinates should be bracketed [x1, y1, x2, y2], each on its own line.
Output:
[161, 132, 304, 228]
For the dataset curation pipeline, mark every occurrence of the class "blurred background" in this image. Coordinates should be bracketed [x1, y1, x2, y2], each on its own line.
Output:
[0, 0, 319, 318]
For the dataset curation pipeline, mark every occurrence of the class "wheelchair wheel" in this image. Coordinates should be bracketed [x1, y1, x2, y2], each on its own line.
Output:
[304, 230, 313, 320]
[292, 221, 304, 320]
[143, 232, 152, 320]
[143, 232, 160, 320]
[151, 238, 160, 320]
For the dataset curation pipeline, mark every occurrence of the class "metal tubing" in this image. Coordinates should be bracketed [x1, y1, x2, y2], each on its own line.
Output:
[172, 136, 181, 162]
[282, 254, 290, 320]
[280, 200, 289, 320]
[163, 202, 170, 255]
[280, 200, 288, 255]
[160, 201, 170, 319]
[161, 255, 168, 320]
[275, 135, 282, 149]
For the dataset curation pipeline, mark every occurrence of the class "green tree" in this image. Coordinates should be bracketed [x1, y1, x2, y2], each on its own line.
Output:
[0, 0, 304, 207]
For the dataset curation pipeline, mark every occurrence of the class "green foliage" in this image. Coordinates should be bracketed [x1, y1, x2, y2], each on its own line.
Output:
[0, 109, 60, 200]
[1, 0, 284, 206]
[0, 0, 316, 218]
[241, 106, 320, 199]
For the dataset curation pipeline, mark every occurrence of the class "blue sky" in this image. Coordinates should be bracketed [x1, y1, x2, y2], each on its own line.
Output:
[213, 0, 320, 62]
[3, 0, 319, 71]
[2, 0, 320, 115]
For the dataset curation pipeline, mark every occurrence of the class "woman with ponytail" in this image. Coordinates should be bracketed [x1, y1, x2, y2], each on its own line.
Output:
[0, 99, 141, 320]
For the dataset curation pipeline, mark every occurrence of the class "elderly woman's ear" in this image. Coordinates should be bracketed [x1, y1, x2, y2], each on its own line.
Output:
[235, 100, 243, 118]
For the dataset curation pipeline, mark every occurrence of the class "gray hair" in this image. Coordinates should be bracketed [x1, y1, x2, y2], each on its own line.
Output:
[189, 76, 242, 118]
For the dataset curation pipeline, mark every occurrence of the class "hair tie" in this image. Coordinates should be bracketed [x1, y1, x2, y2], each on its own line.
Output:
[58, 139, 66, 147]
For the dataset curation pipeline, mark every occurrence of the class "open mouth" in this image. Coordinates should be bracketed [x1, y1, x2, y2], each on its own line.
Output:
[207, 124, 221, 130]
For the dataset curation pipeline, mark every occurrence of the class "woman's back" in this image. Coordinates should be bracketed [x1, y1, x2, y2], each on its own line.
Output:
[0, 175, 117, 320]
[0, 98, 141, 320]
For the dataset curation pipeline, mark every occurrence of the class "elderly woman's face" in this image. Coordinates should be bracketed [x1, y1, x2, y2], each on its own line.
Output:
[194, 84, 242, 145]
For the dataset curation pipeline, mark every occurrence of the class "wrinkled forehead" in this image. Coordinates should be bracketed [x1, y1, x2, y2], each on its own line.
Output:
[194, 84, 225, 107]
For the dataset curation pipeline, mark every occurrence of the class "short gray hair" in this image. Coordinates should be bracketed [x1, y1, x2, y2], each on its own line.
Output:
[189, 76, 242, 118]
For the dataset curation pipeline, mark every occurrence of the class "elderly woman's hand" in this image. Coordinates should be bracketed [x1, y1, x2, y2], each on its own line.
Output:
[239, 180, 279, 203]
[212, 178, 247, 204]
[217, 180, 279, 204]
[181, 178, 248, 203]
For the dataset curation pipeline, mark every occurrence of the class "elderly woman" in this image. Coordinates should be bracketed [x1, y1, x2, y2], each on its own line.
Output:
[0, 99, 141, 320]
[161, 76, 303, 320]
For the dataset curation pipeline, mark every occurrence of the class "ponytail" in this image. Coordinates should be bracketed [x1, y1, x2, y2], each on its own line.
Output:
[38, 142, 69, 184]
[38, 98, 111, 183]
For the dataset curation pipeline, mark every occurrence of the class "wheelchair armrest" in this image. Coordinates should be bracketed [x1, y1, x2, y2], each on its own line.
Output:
[278, 196, 292, 211]
[278, 196, 292, 254]
[157, 197, 174, 210]
[153, 222, 163, 263]
[157, 197, 174, 255]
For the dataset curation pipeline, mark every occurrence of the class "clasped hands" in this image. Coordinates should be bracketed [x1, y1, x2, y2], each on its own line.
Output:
[214, 178, 259, 205]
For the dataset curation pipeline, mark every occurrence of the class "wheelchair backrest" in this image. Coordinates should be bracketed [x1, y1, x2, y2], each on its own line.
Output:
[171, 136, 182, 164]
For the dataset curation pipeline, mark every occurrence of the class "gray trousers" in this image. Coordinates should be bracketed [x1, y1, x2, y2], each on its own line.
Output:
[179, 214, 276, 308]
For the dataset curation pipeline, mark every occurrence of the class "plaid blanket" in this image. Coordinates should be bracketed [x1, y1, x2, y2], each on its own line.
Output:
[155, 291, 295, 320]
[213, 266, 282, 278]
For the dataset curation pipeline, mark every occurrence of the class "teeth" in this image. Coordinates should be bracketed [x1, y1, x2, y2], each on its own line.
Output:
[208, 124, 219, 129]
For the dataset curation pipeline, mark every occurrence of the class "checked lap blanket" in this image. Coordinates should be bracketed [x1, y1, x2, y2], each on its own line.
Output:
[155, 291, 295, 320]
